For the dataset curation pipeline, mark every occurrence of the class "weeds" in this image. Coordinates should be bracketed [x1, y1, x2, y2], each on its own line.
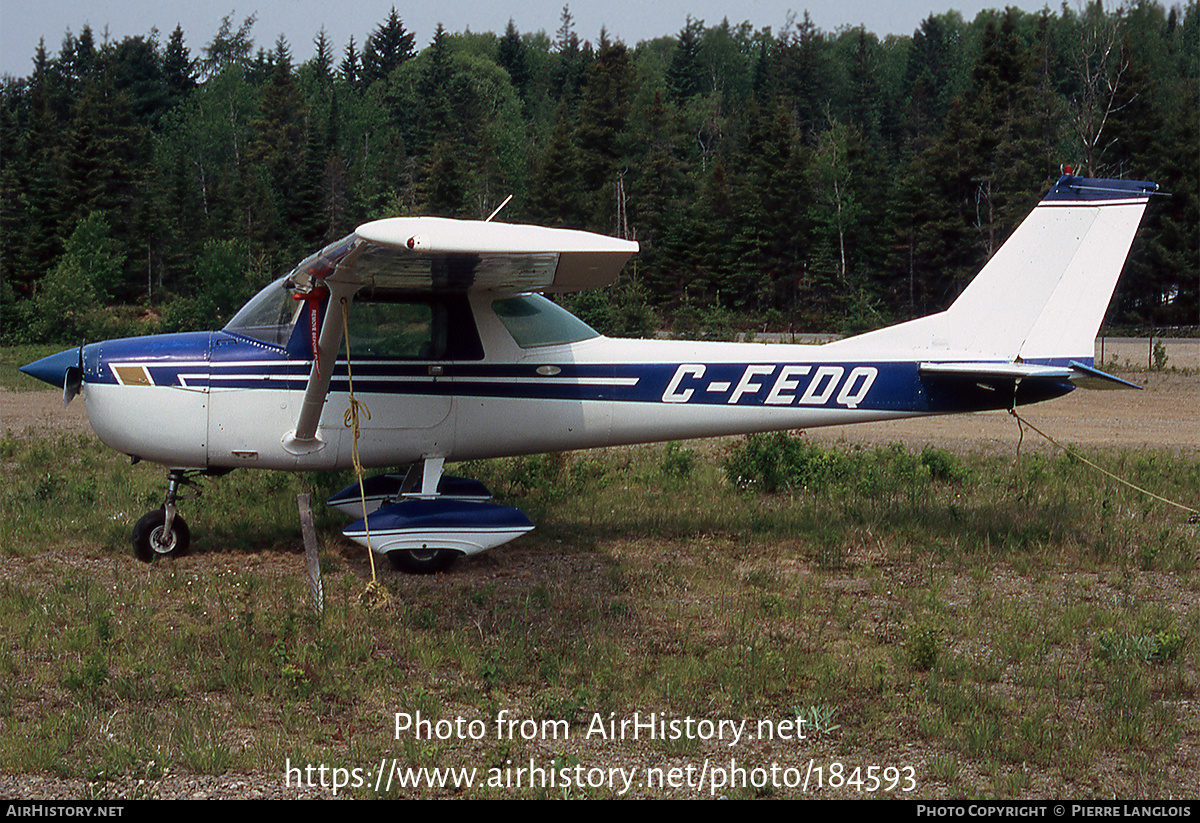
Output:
[1095, 628, 1185, 664]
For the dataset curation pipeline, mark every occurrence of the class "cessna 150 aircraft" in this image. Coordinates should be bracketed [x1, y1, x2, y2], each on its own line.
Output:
[22, 173, 1156, 572]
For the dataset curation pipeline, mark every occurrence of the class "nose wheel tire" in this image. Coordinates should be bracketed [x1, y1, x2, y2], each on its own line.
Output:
[387, 549, 458, 574]
[133, 509, 190, 562]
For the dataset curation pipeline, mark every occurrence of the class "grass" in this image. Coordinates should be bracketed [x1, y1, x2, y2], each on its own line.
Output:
[1, 426, 1198, 798]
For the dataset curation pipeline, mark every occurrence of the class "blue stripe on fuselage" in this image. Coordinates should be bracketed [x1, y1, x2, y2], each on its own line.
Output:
[86, 332, 1075, 414]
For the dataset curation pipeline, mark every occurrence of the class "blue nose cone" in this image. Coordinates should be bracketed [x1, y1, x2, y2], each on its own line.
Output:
[19, 348, 79, 388]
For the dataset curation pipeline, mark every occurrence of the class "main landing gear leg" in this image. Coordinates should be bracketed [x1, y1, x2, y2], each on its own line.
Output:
[133, 469, 199, 562]
[398, 456, 446, 498]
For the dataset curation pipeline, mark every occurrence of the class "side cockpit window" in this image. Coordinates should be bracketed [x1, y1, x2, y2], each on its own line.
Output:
[347, 293, 484, 361]
[228, 280, 485, 360]
[224, 275, 302, 347]
[347, 301, 445, 359]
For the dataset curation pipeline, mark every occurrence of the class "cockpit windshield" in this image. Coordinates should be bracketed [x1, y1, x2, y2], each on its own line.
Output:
[491, 294, 600, 348]
[224, 275, 302, 346]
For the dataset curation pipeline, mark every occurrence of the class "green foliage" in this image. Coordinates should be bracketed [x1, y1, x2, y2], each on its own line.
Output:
[724, 433, 968, 500]
[921, 445, 970, 484]
[2, 5, 1195, 340]
[724, 432, 842, 494]
[60, 214, 126, 302]
[192, 238, 252, 324]
[560, 275, 658, 338]
[62, 651, 109, 698]
[907, 625, 940, 671]
[29, 215, 125, 343]
[1095, 628, 1185, 664]
[30, 256, 101, 344]
[1152, 339, 1168, 370]
[660, 441, 696, 480]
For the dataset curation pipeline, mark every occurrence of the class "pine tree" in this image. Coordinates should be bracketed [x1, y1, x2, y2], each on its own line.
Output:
[628, 92, 689, 297]
[340, 36, 361, 86]
[58, 62, 153, 301]
[245, 56, 309, 259]
[111, 35, 168, 128]
[666, 17, 705, 103]
[11, 42, 65, 296]
[311, 28, 334, 85]
[498, 20, 530, 98]
[362, 7, 416, 85]
[528, 103, 584, 227]
[552, 5, 587, 103]
[964, 11, 1044, 257]
[843, 27, 883, 149]
[413, 25, 468, 216]
[1103, 5, 1199, 326]
[162, 25, 196, 108]
[730, 102, 809, 314]
[575, 34, 633, 230]
[901, 14, 959, 149]
[773, 12, 832, 136]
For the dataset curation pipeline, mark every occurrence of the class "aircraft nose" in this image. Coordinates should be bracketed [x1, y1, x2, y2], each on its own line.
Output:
[18, 348, 79, 389]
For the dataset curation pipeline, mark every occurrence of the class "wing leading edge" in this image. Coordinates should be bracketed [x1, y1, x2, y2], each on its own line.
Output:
[288, 217, 639, 295]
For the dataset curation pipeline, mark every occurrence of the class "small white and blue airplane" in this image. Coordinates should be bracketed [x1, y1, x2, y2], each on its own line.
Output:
[22, 173, 1157, 572]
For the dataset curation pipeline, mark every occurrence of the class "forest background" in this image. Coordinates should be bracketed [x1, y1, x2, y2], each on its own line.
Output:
[1, 2, 1196, 346]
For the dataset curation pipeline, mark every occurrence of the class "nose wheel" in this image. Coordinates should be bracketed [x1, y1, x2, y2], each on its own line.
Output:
[133, 470, 199, 562]
[133, 508, 190, 561]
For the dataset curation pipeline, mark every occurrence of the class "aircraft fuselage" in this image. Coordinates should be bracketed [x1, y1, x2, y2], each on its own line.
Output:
[71, 293, 1074, 473]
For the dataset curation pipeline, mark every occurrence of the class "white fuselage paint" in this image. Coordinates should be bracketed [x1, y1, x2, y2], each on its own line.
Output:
[80, 306, 921, 474]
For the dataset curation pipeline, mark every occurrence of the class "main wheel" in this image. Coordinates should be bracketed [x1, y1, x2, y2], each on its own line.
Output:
[386, 549, 459, 574]
[132, 509, 190, 562]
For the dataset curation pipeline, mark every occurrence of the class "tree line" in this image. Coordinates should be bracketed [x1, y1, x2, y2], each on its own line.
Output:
[1, 3, 1196, 344]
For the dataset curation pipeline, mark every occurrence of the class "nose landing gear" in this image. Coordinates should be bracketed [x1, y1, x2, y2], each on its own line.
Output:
[133, 470, 201, 562]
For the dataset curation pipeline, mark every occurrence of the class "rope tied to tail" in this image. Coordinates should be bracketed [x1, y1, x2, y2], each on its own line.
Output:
[1008, 407, 1198, 519]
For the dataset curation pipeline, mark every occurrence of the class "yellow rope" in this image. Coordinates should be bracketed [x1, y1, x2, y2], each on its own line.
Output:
[1009, 408, 1198, 517]
[339, 299, 390, 606]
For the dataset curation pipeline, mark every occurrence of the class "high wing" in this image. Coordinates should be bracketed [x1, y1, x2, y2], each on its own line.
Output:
[287, 217, 639, 295]
[283, 219, 639, 450]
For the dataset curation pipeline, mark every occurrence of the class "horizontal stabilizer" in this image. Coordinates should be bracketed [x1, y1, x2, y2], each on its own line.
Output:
[1068, 361, 1142, 390]
[919, 362, 1072, 381]
[916, 358, 1139, 407]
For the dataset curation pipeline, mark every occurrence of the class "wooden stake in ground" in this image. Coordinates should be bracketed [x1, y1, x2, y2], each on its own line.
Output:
[297, 493, 324, 615]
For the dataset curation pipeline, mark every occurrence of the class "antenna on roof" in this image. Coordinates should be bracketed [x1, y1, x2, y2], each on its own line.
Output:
[485, 194, 514, 223]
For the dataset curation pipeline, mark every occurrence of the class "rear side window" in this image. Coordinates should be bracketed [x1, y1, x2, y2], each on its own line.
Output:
[492, 294, 600, 348]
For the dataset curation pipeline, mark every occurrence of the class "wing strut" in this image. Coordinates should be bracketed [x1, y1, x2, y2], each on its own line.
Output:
[282, 284, 357, 455]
